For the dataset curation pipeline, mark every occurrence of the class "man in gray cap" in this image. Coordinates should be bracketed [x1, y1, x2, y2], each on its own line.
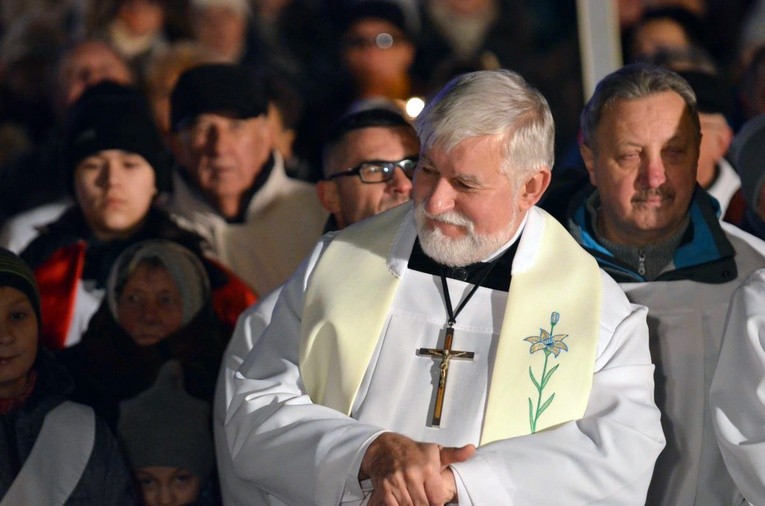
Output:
[166, 63, 326, 296]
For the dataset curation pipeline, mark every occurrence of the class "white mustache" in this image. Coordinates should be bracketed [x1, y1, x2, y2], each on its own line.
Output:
[415, 204, 474, 231]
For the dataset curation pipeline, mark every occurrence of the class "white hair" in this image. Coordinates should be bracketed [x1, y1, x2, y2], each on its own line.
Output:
[415, 69, 554, 187]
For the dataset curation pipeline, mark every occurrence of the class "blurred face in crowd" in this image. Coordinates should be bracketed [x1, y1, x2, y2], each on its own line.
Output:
[318, 125, 419, 228]
[630, 18, 691, 61]
[117, 261, 184, 347]
[144, 44, 223, 137]
[341, 18, 414, 95]
[74, 150, 157, 241]
[191, 5, 248, 62]
[440, 0, 495, 17]
[117, 0, 166, 37]
[177, 112, 273, 219]
[57, 41, 133, 112]
[136, 466, 202, 506]
[412, 135, 547, 266]
[0, 287, 38, 399]
[581, 91, 699, 247]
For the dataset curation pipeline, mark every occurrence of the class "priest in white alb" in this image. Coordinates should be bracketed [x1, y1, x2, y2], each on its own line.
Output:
[711, 267, 765, 503]
[224, 69, 665, 504]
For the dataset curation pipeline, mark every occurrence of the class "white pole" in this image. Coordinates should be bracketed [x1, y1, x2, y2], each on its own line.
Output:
[576, 0, 623, 101]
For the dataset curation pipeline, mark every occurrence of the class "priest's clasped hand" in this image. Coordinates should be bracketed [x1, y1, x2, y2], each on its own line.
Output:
[359, 432, 476, 505]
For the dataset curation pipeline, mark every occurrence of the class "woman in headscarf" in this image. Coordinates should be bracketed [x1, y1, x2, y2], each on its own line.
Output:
[59, 239, 227, 430]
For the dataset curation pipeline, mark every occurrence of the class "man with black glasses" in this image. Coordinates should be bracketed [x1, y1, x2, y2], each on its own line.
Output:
[316, 107, 420, 231]
[215, 106, 420, 504]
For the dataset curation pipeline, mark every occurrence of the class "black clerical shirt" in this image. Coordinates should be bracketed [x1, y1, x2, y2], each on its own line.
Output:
[407, 238, 518, 292]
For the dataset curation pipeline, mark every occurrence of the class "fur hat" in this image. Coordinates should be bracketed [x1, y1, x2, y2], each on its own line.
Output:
[117, 360, 213, 478]
[0, 248, 41, 327]
[63, 81, 171, 194]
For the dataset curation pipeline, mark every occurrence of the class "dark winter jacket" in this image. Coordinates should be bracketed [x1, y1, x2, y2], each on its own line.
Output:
[0, 349, 133, 504]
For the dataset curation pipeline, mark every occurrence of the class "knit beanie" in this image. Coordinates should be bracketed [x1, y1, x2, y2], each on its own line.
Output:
[63, 80, 171, 195]
[0, 248, 41, 327]
[117, 360, 213, 478]
[729, 114, 765, 209]
[107, 240, 210, 326]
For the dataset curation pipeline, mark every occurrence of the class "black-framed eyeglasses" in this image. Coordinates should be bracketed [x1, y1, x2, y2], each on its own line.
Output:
[327, 157, 418, 184]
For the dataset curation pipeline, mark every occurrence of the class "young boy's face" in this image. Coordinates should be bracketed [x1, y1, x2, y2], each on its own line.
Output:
[136, 466, 201, 506]
[0, 287, 38, 399]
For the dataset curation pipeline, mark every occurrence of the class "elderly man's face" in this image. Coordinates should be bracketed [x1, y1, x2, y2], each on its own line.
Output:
[179, 112, 272, 217]
[412, 135, 528, 267]
[320, 126, 419, 228]
[581, 91, 699, 247]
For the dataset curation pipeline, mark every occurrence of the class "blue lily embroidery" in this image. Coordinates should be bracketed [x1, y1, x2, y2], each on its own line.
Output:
[524, 311, 569, 433]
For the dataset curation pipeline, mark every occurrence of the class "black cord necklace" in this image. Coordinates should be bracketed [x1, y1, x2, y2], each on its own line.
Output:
[417, 254, 504, 426]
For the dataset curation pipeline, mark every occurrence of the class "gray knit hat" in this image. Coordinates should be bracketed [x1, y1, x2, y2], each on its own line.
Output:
[117, 360, 213, 478]
[107, 240, 210, 326]
[729, 114, 765, 209]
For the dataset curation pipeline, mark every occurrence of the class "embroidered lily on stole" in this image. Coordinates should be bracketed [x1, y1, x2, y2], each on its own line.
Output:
[524, 311, 569, 433]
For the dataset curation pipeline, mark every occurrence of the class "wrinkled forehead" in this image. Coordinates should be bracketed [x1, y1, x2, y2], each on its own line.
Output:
[595, 93, 700, 145]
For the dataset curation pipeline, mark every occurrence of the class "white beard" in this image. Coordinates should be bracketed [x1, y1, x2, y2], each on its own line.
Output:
[413, 202, 516, 267]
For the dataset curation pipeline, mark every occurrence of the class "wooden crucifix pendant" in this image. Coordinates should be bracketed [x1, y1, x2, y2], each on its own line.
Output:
[418, 324, 475, 427]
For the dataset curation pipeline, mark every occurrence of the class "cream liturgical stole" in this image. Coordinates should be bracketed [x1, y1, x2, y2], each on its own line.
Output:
[300, 205, 603, 443]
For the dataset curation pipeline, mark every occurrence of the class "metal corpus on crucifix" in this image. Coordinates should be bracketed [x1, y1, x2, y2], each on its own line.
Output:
[418, 323, 475, 427]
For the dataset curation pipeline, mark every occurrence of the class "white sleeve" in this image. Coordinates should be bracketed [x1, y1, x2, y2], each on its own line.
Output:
[214, 289, 281, 505]
[450, 274, 665, 504]
[711, 269, 765, 504]
[224, 236, 385, 506]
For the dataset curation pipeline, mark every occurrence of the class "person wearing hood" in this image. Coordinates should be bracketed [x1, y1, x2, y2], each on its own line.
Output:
[59, 239, 227, 430]
[118, 360, 217, 505]
[0, 247, 133, 504]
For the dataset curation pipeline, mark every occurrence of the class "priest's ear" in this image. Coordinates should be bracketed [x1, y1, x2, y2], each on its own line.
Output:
[316, 180, 341, 216]
[517, 167, 551, 211]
